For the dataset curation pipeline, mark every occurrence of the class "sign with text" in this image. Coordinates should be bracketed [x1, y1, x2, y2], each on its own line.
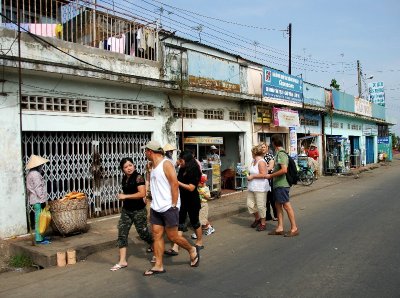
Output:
[254, 106, 272, 124]
[262, 67, 303, 103]
[354, 97, 372, 117]
[273, 107, 300, 127]
[362, 124, 378, 136]
[184, 136, 223, 144]
[368, 81, 385, 106]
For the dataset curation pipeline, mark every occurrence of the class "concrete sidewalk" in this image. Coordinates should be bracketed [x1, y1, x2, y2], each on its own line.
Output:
[8, 163, 383, 268]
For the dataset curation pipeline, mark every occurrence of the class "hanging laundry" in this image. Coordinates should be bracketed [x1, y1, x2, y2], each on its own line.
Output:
[137, 28, 147, 52]
[29, 24, 58, 37]
[107, 34, 126, 54]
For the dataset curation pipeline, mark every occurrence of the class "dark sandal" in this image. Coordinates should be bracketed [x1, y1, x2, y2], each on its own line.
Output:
[164, 249, 178, 256]
[146, 246, 153, 253]
[256, 224, 266, 231]
[250, 219, 261, 228]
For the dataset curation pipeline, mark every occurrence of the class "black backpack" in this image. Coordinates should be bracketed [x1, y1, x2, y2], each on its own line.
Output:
[279, 150, 298, 186]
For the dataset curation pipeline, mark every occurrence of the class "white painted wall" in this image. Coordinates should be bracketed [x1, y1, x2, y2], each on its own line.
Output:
[0, 92, 27, 238]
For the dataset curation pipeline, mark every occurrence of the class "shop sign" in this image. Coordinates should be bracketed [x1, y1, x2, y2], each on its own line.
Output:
[362, 124, 378, 136]
[377, 137, 389, 144]
[355, 97, 372, 117]
[262, 67, 303, 103]
[254, 106, 272, 124]
[184, 136, 224, 144]
[273, 107, 300, 127]
[368, 81, 385, 106]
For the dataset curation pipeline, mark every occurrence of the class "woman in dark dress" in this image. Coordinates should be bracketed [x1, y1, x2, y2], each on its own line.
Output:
[167, 150, 202, 254]
[110, 157, 153, 271]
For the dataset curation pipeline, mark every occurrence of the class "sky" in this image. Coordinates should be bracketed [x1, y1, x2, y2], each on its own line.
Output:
[109, 0, 400, 134]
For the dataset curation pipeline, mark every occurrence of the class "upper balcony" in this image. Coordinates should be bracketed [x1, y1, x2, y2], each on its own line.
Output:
[1, 0, 159, 62]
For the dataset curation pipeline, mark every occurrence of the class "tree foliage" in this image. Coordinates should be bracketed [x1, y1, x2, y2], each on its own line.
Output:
[330, 79, 340, 91]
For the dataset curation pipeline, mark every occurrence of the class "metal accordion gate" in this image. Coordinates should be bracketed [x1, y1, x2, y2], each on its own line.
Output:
[22, 131, 151, 225]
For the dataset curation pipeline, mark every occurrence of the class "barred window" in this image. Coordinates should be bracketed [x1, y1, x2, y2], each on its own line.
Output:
[332, 122, 340, 128]
[105, 102, 154, 116]
[229, 111, 246, 121]
[351, 124, 358, 130]
[300, 118, 319, 126]
[204, 109, 224, 120]
[173, 108, 197, 119]
[21, 95, 88, 113]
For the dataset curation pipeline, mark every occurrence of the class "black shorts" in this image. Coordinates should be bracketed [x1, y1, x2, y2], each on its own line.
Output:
[150, 207, 179, 228]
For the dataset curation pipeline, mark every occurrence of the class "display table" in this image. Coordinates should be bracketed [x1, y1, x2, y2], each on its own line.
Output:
[235, 174, 247, 190]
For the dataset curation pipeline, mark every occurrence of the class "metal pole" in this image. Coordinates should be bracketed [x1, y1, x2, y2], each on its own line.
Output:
[288, 23, 292, 75]
[357, 60, 362, 98]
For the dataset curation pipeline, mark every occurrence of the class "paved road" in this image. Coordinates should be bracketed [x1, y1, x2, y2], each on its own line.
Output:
[1, 162, 399, 298]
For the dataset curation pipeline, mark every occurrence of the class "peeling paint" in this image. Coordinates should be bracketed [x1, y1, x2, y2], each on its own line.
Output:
[189, 75, 240, 92]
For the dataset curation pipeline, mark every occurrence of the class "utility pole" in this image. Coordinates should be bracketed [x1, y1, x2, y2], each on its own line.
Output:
[357, 60, 362, 98]
[288, 23, 292, 75]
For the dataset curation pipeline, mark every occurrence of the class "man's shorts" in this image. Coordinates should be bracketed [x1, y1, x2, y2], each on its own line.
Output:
[150, 207, 179, 228]
[273, 187, 290, 204]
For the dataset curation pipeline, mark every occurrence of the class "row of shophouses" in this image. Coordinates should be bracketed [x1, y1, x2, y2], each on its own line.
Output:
[0, 0, 395, 238]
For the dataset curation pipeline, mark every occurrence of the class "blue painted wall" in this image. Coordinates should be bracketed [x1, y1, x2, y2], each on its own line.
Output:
[303, 83, 325, 107]
[332, 89, 355, 113]
[372, 103, 386, 120]
[187, 51, 240, 84]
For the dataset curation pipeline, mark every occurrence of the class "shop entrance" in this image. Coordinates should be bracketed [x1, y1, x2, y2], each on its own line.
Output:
[366, 136, 375, 164]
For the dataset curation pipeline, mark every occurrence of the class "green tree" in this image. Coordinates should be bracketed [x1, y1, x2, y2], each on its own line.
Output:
[330, 79, 340, 91]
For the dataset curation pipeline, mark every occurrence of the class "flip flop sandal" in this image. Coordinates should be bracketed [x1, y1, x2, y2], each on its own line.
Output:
[268, 230, 284, 235]
[146, 246, 153, 253]
[164, 249, 178, 256]
[143, 269, 166, 276]
[110, 264, 127, 271]
[190, 246, 200, 267]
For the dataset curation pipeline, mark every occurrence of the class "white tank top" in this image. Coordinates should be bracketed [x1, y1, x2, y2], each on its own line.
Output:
[248, 159, 270, 192]
[150, 159, 181, 212]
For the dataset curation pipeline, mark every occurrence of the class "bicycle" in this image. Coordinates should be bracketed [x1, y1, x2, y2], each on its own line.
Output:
[297, 156, 315, 186]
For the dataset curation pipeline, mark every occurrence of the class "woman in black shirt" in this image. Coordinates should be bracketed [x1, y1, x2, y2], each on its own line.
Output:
[167, 150, 202, 254]
[110, 157, 153, 271]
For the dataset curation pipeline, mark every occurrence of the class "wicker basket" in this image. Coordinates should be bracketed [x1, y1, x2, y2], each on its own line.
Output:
[49, 198, 88, 235]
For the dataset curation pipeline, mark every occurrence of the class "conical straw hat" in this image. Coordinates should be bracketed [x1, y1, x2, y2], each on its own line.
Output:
[26, 155, 49, 170]
[163, 143, 176, 151]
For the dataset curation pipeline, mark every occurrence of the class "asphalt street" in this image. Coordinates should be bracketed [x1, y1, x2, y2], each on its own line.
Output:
[1, 161, 399, 298]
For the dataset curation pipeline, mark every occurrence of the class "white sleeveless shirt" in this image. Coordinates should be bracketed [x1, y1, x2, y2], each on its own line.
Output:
[150, 158, 181, 212]
[248, 159, 270, 192]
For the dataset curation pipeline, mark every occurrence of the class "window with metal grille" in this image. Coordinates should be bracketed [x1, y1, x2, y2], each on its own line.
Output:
[105, 101, 154, 116]
[173, 108, 197, 119]
[204, 109, 224, 120]
[21, 95, 88, 113]
[300, 118, 319, 126]
[229, 111, 245, 121]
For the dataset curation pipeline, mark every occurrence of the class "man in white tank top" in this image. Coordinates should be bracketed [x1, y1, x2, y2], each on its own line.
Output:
[142, 140, 200, 276]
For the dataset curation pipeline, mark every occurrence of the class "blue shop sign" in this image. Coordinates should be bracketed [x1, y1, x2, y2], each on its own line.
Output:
[262, 67, 303, 103]
[378, 137, 389, 144]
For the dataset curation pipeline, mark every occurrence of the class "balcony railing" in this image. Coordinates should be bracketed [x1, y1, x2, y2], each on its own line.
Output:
[1, 0, 158, 61]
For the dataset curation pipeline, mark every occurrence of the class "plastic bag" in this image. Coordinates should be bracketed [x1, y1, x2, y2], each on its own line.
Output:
[39, 206, 51, 235]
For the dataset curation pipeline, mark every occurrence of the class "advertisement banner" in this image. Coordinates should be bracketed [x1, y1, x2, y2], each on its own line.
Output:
[354, 97, 372, 117]
[368, 81, 385, 106]
[289, 127, 298, 159]
[262, 67, 303, 103]
[273, 107, 300, 127]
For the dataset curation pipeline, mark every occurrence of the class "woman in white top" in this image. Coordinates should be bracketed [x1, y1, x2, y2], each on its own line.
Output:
[247, 145, 271, 231]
